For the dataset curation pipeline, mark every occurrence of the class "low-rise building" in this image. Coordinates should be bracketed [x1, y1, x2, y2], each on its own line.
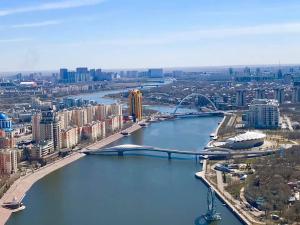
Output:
[30, 141, 54, 160]
[225, 131, 266, 149]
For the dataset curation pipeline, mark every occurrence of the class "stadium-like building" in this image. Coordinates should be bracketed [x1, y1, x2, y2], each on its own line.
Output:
[225, 131, 266, 149]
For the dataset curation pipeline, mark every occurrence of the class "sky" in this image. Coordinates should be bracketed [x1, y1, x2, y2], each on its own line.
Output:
[1, 0, 300, 71]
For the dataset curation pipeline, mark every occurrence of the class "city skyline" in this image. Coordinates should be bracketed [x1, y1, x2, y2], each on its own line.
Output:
[1, 0, 300, 71]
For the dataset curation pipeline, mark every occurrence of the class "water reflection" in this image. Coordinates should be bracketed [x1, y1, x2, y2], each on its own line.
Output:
[194, 216, 221, 225]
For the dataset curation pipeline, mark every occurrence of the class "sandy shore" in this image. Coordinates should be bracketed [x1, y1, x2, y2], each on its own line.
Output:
[0, 122, 142, 225]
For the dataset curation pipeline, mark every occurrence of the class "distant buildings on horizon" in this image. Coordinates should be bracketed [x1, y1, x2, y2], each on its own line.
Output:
[59, 67, 164, 84]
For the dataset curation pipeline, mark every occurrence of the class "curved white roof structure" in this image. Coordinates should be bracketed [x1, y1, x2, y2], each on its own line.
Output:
[227, 131, 266, 143]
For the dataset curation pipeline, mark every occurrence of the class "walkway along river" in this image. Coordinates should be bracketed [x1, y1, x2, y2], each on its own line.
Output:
[7, 117, 245, 225]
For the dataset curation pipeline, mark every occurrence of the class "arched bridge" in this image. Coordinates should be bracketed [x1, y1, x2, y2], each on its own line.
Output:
[83, 144, 277, 159]
[173, 93, 217, 115]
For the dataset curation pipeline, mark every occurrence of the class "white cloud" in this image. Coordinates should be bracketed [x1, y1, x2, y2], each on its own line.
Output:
[83, 22, 300, 46]
[0, 0, 106, 16]
[0, 38, 32, 43]
[11, 20, 62, 28]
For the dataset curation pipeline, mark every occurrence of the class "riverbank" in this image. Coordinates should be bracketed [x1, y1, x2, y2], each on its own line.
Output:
[0, 152, 84, 225]
[0, 122, 143, 225]
[87, 122, 142, 150]
[195, 158, 268, 225]
[195, 161, 252, 225]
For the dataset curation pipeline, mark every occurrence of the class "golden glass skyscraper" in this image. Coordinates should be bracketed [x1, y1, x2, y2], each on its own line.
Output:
[128, 89, 143, 122]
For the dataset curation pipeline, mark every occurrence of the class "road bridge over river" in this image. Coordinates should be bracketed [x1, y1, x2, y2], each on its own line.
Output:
[83, 144, 278, 159]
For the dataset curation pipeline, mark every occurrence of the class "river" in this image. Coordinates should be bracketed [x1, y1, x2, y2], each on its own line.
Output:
[8, 117, 244, 225]
[70, 89, 197, 114]
[8, 90, 244, 225]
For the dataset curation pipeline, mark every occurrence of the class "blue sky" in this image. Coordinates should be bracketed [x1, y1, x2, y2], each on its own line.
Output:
[1, 0, 300, 71]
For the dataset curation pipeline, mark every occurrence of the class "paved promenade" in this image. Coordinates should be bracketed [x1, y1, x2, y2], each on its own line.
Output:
[0, 152, 84, 225]
[195, 160, 264, 225]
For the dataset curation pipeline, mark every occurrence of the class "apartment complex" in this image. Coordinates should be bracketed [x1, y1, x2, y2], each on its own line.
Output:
[244, 99, 280, 129]
[31, 103, 123, 161]
[0, 149, 17, 174]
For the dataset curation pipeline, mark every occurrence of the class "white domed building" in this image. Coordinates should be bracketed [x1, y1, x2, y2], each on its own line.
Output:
[225, 131, 266, 150]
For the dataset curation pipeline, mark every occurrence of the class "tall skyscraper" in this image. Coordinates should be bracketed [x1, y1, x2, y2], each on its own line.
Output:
[254, 89, 265, 99]
[274, 88, 284, 104]
[236, 90, 247, 107]
[40, 107, 61, 151]
[292, 80, 300, 103]
[128, 90, 143, 122]
[0, 149, 17, 174]
[32, 113, 41, 142]
[53, 118, 61, 151]
[60, 68, 68, 82]
[148, 69, 163, 78]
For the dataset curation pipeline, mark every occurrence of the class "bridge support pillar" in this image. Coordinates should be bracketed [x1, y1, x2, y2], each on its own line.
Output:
[168, 152, 171, 159]
[118, 151, 124, 156]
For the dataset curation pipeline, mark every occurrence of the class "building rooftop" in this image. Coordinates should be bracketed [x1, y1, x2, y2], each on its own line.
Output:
[0, 113, 9, 120]
[251, 99, 279, 106]
[227, 131, 266, 143]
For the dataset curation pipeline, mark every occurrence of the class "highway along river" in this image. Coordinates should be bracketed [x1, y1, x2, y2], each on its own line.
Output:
[8, 117, 244, 225]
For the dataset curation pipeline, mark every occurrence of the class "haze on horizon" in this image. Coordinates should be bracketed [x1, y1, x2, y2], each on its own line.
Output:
[1, 0, 300, 72]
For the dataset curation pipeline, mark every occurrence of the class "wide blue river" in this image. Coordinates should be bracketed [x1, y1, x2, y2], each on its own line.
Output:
[8, 116, 244, 225]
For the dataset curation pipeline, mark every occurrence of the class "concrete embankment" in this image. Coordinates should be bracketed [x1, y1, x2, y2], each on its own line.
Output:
[215, 115, 227, 137]
[0, 152, 85, 225]
[195, 161, 252, 225]
[87, 123, 142, 150]
[0, 122, 142, 225]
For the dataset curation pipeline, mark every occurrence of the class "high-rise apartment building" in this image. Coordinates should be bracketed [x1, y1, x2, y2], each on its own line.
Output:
[86, 105, 95, 124]
[0, 131, 15, 149]
[32, 113, 41, 142]
[245, 99, 280, 129]
[95, 105, 106, 121]
[39, 108, 61, 151]
[71, 108, 87, 127]
[254, 89, 265, 99]
[0, 149, 17, 174]
[128, 90, 143, 122]
[61, 127, 79, 149]
[274, 88, 284, 104]
[60, 67, 92, 83]
[53, 118, 61, 151]
[292, 80, 300, 103]
[236, 90, 247, 107]
[148, 69, 163, 78]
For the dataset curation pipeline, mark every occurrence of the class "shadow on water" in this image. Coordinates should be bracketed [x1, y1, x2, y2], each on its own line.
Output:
[194, 215, 221, 225]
